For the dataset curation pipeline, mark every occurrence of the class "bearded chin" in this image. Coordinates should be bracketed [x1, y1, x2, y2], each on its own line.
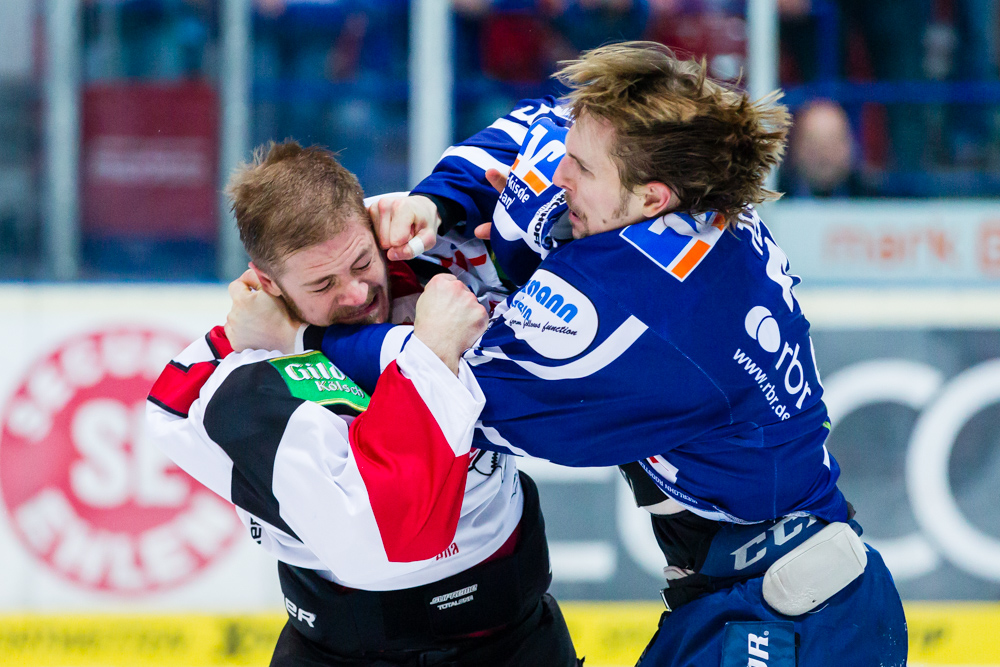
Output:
[334, 287, 391, 326]
[281, 295, 310, 326]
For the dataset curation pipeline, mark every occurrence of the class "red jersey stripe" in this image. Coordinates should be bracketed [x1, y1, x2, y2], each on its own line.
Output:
[148, 360, 219, 418]
[349, 361, 468, 563]
[206, 325, 234, 358]
[148, 327, 233, 417]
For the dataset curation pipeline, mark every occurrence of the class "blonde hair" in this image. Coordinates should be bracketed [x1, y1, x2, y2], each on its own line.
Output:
[226, 141, 367, 275]
[556, 41, 790, 226]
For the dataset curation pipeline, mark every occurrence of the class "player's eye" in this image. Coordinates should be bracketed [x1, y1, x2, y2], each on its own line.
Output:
[354, 259, 372, 272]
[312, 282, 333, 293]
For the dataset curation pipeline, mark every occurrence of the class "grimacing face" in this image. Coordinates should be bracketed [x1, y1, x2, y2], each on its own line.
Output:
[552, 112, 652, 239]
[260, 215, 391, 327]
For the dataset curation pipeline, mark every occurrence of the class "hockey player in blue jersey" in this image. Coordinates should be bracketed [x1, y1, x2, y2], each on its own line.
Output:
[229, 43, 906, 666]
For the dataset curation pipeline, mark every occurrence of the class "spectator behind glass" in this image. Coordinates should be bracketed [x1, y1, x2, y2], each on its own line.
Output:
[777, 0, 931, 168]
[452, 0, 570, 140]
[252, 0, 409, 193]
[645, 0, 746, 84]
[452, 0, 649, 139]
[549, 0, 649, 53]
[838, 0, 931, 168]
[942, 0, 999, 167]
[780, 99, 871, 198]
[454, 0, 648, 84]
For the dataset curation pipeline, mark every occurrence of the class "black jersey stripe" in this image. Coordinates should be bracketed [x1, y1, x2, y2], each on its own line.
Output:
[203, 361, 303, 541]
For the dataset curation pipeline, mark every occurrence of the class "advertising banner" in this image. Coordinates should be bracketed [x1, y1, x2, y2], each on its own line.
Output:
[766, 200, 1000, 286]
[81, 83, 218, 241]
[0, 286, 279, 612]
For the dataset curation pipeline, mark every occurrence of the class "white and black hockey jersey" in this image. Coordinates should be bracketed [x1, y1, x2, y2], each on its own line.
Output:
[146, 273, 523, 591]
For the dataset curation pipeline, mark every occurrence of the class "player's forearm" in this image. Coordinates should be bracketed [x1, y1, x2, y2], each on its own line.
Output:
[411, 169, 503, 233]
[303, 322, 403, 394]
[413, 192, 468, 237]
[410, 96, 563, 231]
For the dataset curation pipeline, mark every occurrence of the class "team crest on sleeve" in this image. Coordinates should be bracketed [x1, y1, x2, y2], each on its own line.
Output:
[493, 119, 570, 254]
[620, 212, 725, 281]
[509, 121, 566, 196]
[505, 270, 598, 359]
[268, 351, 370, 413]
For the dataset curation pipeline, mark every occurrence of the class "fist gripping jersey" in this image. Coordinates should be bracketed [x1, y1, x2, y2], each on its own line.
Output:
[320, 98, 848, 526]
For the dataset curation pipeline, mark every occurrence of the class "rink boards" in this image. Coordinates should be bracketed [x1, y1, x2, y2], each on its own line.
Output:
[0, 603, 997, 666]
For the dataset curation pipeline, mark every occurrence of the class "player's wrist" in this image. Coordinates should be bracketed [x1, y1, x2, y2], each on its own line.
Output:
[411, 325, 462, 376]
[411, 193, 463, 236]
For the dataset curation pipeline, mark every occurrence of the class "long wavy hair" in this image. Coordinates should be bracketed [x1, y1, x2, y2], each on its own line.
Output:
[556, 41, 790, 227]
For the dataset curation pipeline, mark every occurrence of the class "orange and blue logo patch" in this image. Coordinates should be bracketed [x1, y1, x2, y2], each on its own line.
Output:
[510, 120, 566, 196]
[620, 212, 725, 282]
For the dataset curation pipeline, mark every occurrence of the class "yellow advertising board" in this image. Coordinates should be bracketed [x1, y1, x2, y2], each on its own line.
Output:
[0, 603, 997, 667]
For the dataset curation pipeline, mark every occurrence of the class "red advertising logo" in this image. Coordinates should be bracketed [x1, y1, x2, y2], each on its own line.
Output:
[0, 329, 242, 594]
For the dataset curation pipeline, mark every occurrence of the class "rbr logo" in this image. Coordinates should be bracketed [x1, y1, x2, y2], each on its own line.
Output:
[745, 306, 781, 353]
[735, 307, 820, 420]
[0, 328, 242, 594]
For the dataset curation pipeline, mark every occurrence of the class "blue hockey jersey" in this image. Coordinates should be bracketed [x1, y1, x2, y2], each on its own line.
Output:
[321, 98, 848, 525]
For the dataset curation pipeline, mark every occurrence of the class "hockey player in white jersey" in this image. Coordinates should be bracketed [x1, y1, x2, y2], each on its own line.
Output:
[145, 142, 579, 666]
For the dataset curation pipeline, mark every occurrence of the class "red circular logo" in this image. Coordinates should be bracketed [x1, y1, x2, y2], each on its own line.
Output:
[0, 328, 242, 594]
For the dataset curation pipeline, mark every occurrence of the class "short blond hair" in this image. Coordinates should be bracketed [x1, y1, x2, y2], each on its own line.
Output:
[226, 141, 367, 275]
[556, 41, 790, 226]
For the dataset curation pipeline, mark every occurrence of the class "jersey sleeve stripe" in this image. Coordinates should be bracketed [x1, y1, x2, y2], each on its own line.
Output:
[147, 359, 220, 418]
[483, 315, 649, 381]
[147, 395, 188, 419]
[205, 325, 234, 359]
[440, 146, 509, 174]
[488, 118, 528, 144]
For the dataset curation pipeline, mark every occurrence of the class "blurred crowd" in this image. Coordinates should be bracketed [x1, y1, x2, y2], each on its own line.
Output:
[72, 0, 1000, 195]
[1, 0, 999, 280]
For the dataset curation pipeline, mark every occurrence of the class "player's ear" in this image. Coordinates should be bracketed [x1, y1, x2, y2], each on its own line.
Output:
[639, 181, 676, 219]
[250, 262, 282, 298]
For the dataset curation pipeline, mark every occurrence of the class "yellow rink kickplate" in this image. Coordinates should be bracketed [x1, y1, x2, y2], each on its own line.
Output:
[0, 602, 997, 667]
[562, 601, 664, 666]
[0, 614, 283, 667]
[906, 603, 1000, 665]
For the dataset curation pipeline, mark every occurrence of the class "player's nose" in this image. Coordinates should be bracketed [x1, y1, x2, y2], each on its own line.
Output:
[339, 279, 369, 307]
[553, 156, 573, 191]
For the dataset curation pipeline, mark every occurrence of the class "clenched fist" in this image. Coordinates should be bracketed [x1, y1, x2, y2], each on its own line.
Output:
[225, 269, 301, 353]
[413, 274, 489, 375]
[368, 194, 440, 261]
